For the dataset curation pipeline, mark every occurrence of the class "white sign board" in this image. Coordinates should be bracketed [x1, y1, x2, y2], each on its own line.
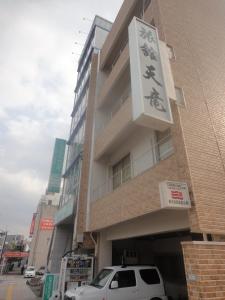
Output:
[128, 17, 173, 131]
[159, 181, 191, 209]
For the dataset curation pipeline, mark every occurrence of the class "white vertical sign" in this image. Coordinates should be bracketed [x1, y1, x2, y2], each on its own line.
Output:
[129, 17, 173, 131]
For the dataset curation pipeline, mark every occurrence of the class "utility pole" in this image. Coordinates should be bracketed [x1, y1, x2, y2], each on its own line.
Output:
[0, 231, 7, 275]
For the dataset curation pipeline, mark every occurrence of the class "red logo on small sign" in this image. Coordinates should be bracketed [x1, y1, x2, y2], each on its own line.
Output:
[171, 190, 183, 200]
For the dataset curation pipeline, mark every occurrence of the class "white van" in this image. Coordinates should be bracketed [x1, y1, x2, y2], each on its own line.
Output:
[65, 265, 168, 300]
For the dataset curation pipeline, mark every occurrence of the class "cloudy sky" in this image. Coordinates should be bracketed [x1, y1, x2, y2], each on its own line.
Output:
[0, 0, 123, 236]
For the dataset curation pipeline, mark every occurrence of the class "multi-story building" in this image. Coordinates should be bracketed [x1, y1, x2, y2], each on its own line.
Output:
[28, 198, 57, 269]
[74, 1, 225, 299]
[48, 16, 112, 273]
[47, 138, 66, 194]
[28, 138, 66, 269]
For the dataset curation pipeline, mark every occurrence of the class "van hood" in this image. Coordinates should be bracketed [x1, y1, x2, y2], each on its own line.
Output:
[66, 285, 100, 297]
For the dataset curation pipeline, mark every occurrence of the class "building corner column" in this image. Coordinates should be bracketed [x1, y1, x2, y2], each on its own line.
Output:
[182, 241, 225, 300]
[97, 231, 112, 272]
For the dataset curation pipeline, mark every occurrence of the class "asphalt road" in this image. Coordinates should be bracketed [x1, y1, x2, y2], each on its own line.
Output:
[0, 275, 39, 300]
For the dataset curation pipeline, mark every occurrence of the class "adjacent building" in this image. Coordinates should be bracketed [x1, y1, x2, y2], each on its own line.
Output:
[72, 1, 225, 299]
[47, 138, 66, 194]
[28, 138, 66, 269]
[48, 16, 112, 273]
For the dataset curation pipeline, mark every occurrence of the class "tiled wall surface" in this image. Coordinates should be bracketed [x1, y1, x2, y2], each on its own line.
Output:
[182, 242, 225, 299]
[90, 0, 225, 235]
[158, 0, 225, 234]
[90, 153, 179, 230]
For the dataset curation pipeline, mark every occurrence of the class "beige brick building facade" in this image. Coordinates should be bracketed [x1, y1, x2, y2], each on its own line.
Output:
[73, 1, 225, 299]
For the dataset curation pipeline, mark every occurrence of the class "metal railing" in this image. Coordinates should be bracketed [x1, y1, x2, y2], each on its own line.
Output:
[92, 133, 174, 201]
[96, 88, 131, 136]
[110, 39, 128, 71]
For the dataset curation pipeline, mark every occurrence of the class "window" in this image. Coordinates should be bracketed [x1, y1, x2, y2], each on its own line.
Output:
[112, 154, 131, 190]
[139, 269, 160, 285]
[91, 269, 114, 289]
[156, 129, 173, 161]
[112, 270, 136, 288]
[175, 87, 185, 107]
[150, 19, 156, 27]
[167, 44, 175, 60]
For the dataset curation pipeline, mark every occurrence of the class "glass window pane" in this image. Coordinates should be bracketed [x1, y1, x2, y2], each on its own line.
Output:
[139, 269, 160, 285]
[112, 270, 136, 288]
[156, 129, 173, 161]
[112, 154, 131, 189]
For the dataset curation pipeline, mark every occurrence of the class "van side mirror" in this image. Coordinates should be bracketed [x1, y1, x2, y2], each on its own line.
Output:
[110, 280, 119, 289]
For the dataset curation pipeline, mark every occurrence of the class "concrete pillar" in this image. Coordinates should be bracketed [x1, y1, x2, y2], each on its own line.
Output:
[182, 241, 225, 300]
[97, 231, 112, 271]
[48, 224, 73, 273]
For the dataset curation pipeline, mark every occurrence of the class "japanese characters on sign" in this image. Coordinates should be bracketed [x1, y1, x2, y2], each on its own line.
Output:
[128, 17, 173, 130]
[159, 181, 191, 209]
[40, 218, 54, 230]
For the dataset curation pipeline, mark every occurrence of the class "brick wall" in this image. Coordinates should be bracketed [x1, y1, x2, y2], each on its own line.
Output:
[158, 0, 225, 234]
[89, 1, 197, 232]
[90, 0, 225, 234]
[90, 153, 180, 231]
[182, 241, 225, 299]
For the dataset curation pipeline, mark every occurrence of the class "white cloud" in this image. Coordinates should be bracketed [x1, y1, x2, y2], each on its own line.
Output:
[0, 168, 45, 197]
[0, 0, 123, 236]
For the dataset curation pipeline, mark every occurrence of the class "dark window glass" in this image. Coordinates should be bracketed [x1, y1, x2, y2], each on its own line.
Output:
[139, 269, 160, 285]
[112, 270, 136, 288]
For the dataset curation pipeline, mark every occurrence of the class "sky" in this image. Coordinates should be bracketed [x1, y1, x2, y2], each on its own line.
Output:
[0, 0, 123, 237]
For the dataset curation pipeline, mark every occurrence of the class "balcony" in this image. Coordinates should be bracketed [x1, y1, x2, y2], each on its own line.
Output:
[89, 153, 177, 231]
[100, 0, 137, 69]
[97, 44, 129, 109]
[94, 96, 135, 160]
[54, 198, 74, 225]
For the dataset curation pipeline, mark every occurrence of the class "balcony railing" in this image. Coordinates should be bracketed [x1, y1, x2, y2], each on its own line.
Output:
[110, 39, 128, 71]
[96, 88, 131, 136]
[92, 133, 174, 202]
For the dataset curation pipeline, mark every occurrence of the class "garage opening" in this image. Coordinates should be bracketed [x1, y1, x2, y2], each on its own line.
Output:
[112, 230, 201, 300]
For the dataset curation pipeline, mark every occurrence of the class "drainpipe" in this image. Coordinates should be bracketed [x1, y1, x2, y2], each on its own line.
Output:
[90, 232, 98, 257]
[90, 232, 99, 276]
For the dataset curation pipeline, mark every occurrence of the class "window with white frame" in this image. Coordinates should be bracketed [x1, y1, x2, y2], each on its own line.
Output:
[156, 129, 173, 161]
[112, 154, 131, 190]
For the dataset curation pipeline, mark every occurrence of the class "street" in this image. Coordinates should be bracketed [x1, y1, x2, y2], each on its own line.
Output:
[0, 275, 39, 300]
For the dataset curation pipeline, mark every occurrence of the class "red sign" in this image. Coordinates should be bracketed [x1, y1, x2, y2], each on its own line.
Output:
[29, 213, 37, 236]
[3, 251, 29, 258]
[171, 190, 183, 200]
[40, 218, 54, 230]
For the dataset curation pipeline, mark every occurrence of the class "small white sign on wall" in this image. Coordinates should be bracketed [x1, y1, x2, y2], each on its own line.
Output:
[128, 17, 173, 131]
[159, 181, 191, 209]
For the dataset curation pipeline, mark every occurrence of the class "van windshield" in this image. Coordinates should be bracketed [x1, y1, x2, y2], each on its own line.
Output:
[90, 268, 113, 289]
